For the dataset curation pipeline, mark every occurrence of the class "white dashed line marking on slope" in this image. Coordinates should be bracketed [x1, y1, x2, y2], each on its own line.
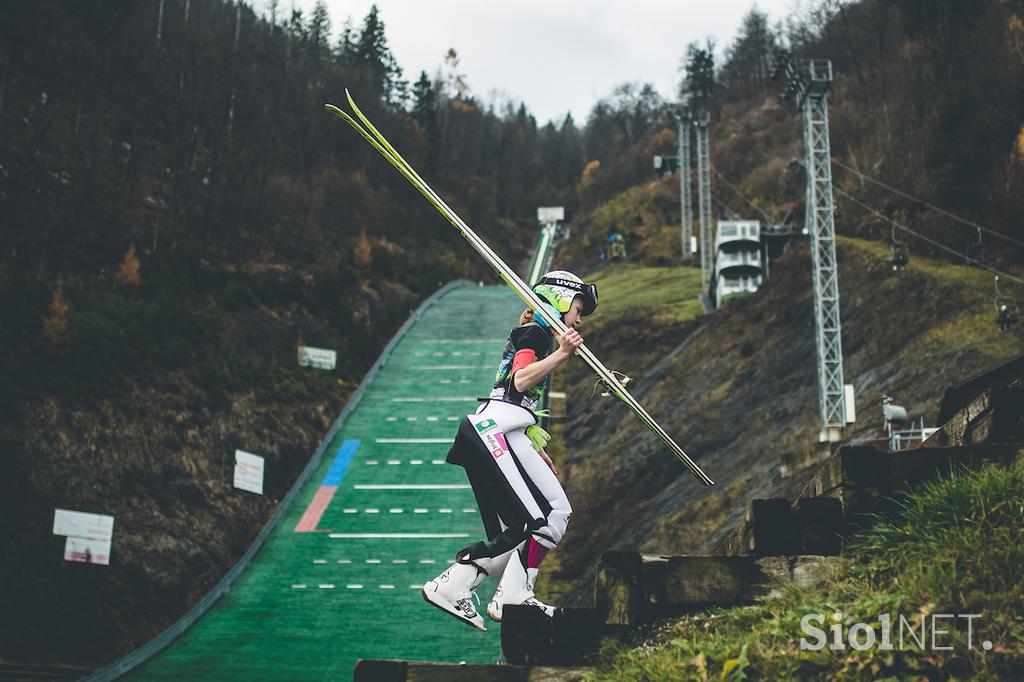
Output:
[393, 397, 478, 402]
[375, 438, 453, 444]
[319, 584, 335, 589]
[366, 559, 381, 564]
[353, 484, 470, 490]
[313, 559, 327, 564]
[291, 584, 306, 589]
[346, 584, 364, 589]
[329, 533, 469, 539]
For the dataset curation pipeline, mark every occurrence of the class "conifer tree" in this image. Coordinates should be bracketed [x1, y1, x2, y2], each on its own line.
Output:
[355, 5, 406, 108]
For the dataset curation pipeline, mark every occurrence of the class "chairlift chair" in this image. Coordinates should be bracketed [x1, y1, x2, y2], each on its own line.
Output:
[994, 276, 1020, 330]
[966, 227, 985, 267]
[889, 225, 909, 271]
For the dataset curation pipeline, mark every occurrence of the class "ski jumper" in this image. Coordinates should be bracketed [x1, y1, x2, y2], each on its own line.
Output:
[446, 321, 572, 564]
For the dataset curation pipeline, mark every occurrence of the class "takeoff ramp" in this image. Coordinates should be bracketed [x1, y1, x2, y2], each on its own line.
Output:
[129, 283, 521, 680]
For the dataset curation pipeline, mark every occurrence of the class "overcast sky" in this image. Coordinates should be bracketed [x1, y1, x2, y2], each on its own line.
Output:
[292, 1, 800, 126]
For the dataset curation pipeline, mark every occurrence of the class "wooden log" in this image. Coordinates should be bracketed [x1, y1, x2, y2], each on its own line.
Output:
[636, 554, 838, 620]
[353, 659, 593, 681]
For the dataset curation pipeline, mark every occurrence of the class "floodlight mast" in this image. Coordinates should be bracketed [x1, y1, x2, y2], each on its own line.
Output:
[672, 109, 694, 258]
[787, 58, 847, 442]
[695, 110, 713, 291]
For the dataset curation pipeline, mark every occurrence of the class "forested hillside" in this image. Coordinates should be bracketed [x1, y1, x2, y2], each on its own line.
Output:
[3, 0, 1024, 669]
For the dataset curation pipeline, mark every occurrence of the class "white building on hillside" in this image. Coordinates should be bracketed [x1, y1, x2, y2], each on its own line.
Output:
[711, 220, 763, 307]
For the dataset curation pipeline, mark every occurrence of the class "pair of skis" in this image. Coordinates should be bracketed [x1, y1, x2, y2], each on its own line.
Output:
[326, 91, 714, 486]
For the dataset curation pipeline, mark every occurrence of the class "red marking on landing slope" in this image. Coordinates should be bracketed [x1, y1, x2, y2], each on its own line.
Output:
[294, 485, 337, 532]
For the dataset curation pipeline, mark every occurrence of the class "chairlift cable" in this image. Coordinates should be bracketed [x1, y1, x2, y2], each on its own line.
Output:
[712, 168, 776, 224]
[834, 187, 1024, 286]
[832, 159, 1024, 249]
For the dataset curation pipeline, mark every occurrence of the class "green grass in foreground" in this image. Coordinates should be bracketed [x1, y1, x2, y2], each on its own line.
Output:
[588, 462, 1024, 681]
[585, 264, 704, 326]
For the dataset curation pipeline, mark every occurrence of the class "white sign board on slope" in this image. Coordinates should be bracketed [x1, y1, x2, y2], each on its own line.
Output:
[53, 509, 114, 541]
[537, 206, 564, 223]
[298, 345, 337, 370]
[64, 537, 112, 565]
[234, 450, 265, 495]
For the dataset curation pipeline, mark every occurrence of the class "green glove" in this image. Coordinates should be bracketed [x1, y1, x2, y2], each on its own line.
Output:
[525, 424, 551, 451]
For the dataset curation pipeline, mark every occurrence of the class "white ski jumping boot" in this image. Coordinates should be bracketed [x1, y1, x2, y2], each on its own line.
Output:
[422, 559, 488, 631]
[486, 553, 555, 622]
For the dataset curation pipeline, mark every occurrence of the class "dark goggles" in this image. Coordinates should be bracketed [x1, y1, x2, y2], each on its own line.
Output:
[537, 276, 599, 316]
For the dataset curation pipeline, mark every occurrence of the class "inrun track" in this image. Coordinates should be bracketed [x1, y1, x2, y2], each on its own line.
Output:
[131, 284, 519, 680]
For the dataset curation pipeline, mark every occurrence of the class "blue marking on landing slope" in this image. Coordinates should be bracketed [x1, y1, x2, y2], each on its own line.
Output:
[323, 439, 360, 486]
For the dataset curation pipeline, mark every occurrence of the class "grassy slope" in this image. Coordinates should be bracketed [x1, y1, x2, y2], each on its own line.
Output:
[587, 266, 704, 327]
[588, 462, 1024, 680]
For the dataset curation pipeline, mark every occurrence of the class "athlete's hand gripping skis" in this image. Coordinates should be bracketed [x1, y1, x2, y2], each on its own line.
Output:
[325, 91, 713, 487]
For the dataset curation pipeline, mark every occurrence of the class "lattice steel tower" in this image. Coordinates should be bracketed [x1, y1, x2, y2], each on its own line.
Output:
[790, 59, 847, 440]
[674, 110, 693, 257]
[695, 110, 713, 290]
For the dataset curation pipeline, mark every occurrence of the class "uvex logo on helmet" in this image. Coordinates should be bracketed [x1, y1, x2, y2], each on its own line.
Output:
[533, 270, 598, 317]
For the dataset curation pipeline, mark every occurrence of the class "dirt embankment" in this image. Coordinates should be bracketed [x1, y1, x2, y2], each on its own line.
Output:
[551, 239, 1022, 605]
[0, 270, 426, 667]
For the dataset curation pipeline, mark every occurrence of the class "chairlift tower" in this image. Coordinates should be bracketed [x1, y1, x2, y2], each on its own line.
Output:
[788, 59, 847, 440]
[695, 110, 713, 290]
[675, 110, 694, 258]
